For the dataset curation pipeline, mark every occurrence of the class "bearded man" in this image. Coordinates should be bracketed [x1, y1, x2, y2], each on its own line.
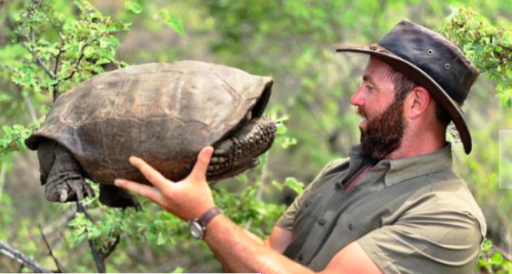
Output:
[115, 20, 487, 274]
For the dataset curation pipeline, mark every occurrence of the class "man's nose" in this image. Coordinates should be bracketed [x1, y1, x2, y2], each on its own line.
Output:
[350, 86, 365, 107]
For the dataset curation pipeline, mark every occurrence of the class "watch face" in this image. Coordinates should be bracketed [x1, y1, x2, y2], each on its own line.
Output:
[189, 221, 204, 239]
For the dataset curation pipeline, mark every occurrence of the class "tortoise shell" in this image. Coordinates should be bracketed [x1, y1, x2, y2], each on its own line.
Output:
[26, 61, 273, 185]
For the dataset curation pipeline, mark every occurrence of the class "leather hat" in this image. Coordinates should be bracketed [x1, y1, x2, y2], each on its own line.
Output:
[336, 19, 479, 154]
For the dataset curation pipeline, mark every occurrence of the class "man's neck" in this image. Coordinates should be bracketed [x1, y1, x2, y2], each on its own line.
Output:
[385, 127, 447, 160]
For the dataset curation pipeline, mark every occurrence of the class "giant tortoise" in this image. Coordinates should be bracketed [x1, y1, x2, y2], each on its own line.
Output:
[25, 60, 276, 208]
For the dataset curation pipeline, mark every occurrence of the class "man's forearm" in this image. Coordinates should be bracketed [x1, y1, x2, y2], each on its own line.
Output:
[204, 215, 314, 274]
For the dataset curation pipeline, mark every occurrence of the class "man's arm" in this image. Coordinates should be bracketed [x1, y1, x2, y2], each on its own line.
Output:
[264, 226, 293, 253]
[114, 147, 383, 274]
[205, 215, 383, 274]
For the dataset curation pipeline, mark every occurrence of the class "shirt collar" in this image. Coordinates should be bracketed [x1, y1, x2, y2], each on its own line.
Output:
[348, 143, 453, 188]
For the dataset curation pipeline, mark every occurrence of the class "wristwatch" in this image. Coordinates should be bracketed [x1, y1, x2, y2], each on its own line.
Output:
[189, 206, 223, 240]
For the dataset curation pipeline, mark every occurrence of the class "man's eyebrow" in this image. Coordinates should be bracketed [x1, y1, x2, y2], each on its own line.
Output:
[362, 74, 375, 86]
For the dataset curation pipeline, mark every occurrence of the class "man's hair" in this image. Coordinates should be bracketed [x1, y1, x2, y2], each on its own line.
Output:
[386, 67, 451, 127]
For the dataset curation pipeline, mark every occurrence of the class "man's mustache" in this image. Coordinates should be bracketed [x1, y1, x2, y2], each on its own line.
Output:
[357, 107, 367, 118]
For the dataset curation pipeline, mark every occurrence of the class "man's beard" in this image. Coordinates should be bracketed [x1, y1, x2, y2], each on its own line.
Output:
[359, 97, 407, 160]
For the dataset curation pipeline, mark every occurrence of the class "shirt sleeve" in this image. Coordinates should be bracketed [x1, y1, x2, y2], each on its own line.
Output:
[357, 209, 484, 274]
[276, 158, 348, 231]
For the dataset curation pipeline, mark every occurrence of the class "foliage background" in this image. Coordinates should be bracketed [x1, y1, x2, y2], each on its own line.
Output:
[0, 0, 511, 272]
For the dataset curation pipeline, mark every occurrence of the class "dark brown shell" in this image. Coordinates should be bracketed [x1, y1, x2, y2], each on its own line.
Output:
[26, 61, 273, 185]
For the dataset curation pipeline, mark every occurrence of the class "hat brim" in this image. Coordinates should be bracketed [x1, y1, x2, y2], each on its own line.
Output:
[336, 45, 472, 154]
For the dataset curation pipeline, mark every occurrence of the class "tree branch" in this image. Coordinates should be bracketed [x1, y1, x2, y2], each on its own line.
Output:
[0, 161, 6, 206]
[23, 93, 39, 123]
[62, 40, 96, 82]
[43, 207, 78, 238]
[0, 62, 21, 74]
[19, 39, 55, 81]
[75, 202, 119, 273]
[75, 202, 105, 273]
[498, 43, 512, 52]
[481, 58, 512, 73]
[38, 225, 63, 273]
[0, 240, 53, 273]
[53, 44, 64, 76]
[245, 154, 270, 230]
[18, 0, 55, 81]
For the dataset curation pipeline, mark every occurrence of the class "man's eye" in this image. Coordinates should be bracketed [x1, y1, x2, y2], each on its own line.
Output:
[366, 85, 374, 92]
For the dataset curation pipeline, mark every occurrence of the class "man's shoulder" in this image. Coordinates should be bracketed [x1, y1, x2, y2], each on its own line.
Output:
[319, 158, 351, 176]
[409, 170, 487, 239]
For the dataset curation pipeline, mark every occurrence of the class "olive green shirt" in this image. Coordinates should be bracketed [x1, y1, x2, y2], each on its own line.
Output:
[277, 144, 487, 274]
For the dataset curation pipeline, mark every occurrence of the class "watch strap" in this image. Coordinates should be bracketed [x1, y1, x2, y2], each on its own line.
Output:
[198, 206, 223, 227]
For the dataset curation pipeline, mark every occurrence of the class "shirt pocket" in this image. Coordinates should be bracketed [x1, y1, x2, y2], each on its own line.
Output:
[308, 212, 370, 270]
[293, 197, 320, 234]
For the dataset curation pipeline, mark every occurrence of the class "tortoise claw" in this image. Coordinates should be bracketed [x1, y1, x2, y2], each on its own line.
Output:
[76, 187, 84, 202]
[60, 189, 68, 203]
[46, 177, 95, 203]
[85, 183, 94, 199]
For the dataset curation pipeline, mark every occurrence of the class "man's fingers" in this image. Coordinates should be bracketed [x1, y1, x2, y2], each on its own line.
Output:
[129, 156, 172, 189]
[115, 179, 167, 205]
[188, 146, 214, 182]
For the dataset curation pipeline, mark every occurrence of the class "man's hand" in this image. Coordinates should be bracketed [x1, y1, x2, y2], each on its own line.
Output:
[114, 146, 215, 221]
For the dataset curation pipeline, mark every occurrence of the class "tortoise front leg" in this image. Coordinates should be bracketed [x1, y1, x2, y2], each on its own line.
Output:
[207, 115, 276, 181]
[42, 142, 94, 203]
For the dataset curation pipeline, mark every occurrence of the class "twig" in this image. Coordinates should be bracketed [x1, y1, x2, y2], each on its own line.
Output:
[481, 58, 512, 73]
[245, 154, 270, 230]
[103, 236, 120, 258]
[493, 245, 512, 263]
[38, 225, 63, 273]
[75, 202, 119, 273]
[75, 202, 105, 273]
[0, 62, 42, 87]
[62, 40, 96, 81]
[43, 207, 78, 238]
[0, 64, 42, 124]
[0, 239, 53, 273]
[498, 43, 512, 52]
[0, 161, 6, 206]
[53, 43, 64, 76]
[0, 62, 21, 74]
[22, 88, 39, 123]
[19, 40, 55, 80]
[18, 0, 55, 81]
[54, 39, 95, 101]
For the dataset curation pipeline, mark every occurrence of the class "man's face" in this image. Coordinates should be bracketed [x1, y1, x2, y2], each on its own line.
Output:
[350, 57, 407, 160]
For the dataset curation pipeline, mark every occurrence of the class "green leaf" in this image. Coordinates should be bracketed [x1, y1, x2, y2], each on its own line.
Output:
[160, 11, 185, 36]
[157, 231, 169, 245]
[171, 267, 185, 273]
[95, 58, 111, 65]
[124, 1, 143, 14]
[271, 180, 284, 191]
[492, 252, 503, 264]
[276, 122, 287, 135]
[2, 126, 12, 135]
[107, 21, 126, 32]
[284, 177, 304, 194]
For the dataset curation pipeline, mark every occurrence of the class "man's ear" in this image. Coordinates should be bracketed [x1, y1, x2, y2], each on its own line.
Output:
[405, 86, 431, 119]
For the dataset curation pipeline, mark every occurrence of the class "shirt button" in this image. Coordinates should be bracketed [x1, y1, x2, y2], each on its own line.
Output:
[348, 223, 354, 230]
[318, 218, 327, 226]
[298, 254, 304, 261]
[305, 201, 309, 208]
